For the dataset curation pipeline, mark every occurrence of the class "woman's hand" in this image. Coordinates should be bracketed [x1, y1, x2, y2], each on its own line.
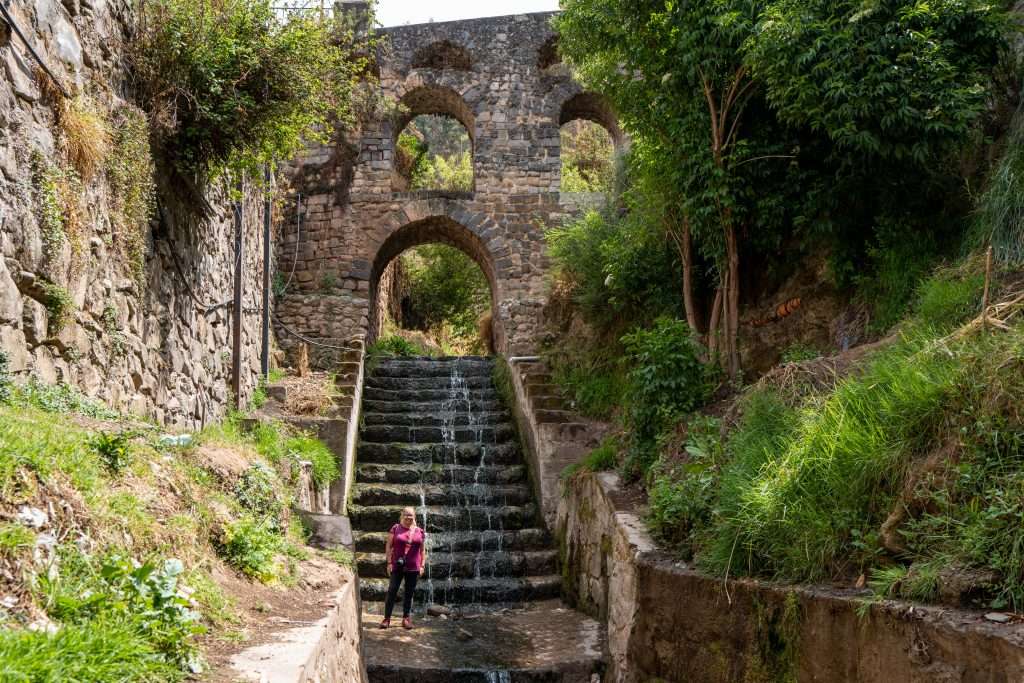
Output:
[386, 563, 392, 577]
[419, 566, 425, 577]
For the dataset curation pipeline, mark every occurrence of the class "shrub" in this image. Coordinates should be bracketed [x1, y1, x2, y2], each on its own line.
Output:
[11, 378, 117, 419]
[233, 463, 285, 530]
[106, 107, 154, 286]
[411, 151, 473, 192]
[285, 435, 339, 489]
[400, 244, 489, 339]
[37, 548, 203, 674]
[219, 517, 282, 582]
[620, 318, 717, 477]
[546, 209, 682, 328]
[10, 378, 118, 419]
[32, 158, 68, 250]
[560, 119, 615, 194]
[38, 282, 74, 334]
[646, 417, 724, 558]
[60, 96, 111, 181]
[89, 431, 134, 474]
[548, 345, 627, 420]
[130, 0, 374, 186]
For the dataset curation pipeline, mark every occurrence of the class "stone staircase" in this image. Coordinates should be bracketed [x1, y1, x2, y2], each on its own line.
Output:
[351, 356, 564, 608]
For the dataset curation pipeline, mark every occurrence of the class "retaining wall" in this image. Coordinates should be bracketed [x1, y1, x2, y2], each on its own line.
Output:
[558, 471, 1024, 683]
[0, 0, 264, 427]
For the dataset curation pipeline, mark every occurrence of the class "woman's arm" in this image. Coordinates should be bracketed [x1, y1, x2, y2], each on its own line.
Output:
[419, 532, 426, 576]
[384, 531, 393, 576]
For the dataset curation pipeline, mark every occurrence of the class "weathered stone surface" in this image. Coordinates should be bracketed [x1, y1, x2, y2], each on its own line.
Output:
[362, 600, 604, 682]
[0, 0, 264, 428]
[231, 565, 367, 683]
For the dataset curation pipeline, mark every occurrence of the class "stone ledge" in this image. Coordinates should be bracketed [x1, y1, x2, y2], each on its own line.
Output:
[559, 471, 1024, 683]
[230, 572, 367, 683]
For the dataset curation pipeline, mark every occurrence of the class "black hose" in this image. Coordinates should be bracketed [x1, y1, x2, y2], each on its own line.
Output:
[0, 0, 71, 100]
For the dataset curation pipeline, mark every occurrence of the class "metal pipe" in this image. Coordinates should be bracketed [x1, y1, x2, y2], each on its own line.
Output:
[232, 187, 244, 408]
[261, 164, 272, 378]
[507, 356, 540, 364]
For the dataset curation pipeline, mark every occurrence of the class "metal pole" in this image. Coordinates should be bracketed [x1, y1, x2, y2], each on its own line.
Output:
[261, 164, 272, 378]
[232, 184, 244, 409]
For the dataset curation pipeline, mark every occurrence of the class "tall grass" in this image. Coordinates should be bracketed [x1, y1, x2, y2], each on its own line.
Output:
[703, 334, 963, 581]
[970, 108, 1024, 265]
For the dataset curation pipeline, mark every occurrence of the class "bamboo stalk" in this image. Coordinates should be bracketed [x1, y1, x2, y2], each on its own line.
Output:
[982, 245, 993, 330]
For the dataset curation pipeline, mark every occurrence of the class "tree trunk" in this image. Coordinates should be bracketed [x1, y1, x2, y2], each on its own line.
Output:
[708, 285, 724, 359]
[724, 220, 741, 377]
[679, 216, 701, 336]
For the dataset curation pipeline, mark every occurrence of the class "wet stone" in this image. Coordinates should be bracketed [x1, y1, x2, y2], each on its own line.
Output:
[355, 357, 604, 681]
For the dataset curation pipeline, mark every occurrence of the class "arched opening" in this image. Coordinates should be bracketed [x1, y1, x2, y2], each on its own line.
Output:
[392, 86, 475, 194]
[369, 217, 496, 355]
[411, 40, 473, 71]
[559, 93, 623, 195]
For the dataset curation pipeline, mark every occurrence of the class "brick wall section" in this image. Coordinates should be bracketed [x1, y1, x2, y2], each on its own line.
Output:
[274, 11, 620, 360]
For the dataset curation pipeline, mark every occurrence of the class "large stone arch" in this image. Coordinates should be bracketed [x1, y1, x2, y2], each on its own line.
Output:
[366, 208, 511, 350]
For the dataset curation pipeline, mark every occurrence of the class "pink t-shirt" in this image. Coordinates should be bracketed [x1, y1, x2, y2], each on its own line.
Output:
[390, 524, 425, 572]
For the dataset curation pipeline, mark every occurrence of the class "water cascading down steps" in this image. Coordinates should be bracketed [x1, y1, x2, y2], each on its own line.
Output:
[352, 356, 605, 682]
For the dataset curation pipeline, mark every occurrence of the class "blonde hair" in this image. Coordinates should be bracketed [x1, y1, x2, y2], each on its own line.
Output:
[400, 507, 418, 528]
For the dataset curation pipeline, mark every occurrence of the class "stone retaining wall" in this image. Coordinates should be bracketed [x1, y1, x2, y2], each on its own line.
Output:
[558, 471, 1024, 683]
[230, 565, 367, 683]
[0, 0, 264, 427]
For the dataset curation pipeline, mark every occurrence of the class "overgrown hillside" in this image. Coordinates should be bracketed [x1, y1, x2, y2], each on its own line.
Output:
[547, 0, 1024, 613]
[0, 364, 350, 680]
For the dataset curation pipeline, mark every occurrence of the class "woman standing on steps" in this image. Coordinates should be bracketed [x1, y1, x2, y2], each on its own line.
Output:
[380, 506, 427, 630]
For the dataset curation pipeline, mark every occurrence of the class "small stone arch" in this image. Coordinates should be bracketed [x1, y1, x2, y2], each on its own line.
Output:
[367, 213, 508, 347]
[392, 85, 477, 192]
[411, 40, 473, 71]
[559, 91, 624, 147]
[395, 85, 476, 141]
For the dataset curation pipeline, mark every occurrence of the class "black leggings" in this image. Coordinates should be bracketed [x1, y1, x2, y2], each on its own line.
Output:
[384, 571, 419, 619]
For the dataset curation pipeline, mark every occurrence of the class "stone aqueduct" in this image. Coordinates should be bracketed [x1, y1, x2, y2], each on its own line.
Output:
[273, 11, 622, 361]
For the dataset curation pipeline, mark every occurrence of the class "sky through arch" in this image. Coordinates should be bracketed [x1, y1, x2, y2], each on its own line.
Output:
[375, 0, 560, 28]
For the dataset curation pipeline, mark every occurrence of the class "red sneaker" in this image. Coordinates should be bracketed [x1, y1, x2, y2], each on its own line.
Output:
[402, 617, 413, 630]
[379, 618, 390, 629]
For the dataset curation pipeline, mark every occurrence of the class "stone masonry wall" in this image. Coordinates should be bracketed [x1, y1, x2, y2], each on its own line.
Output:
[275, 12, 620, 361]
[559, 472, 1024, 683]
[0, 0, 264, 427]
